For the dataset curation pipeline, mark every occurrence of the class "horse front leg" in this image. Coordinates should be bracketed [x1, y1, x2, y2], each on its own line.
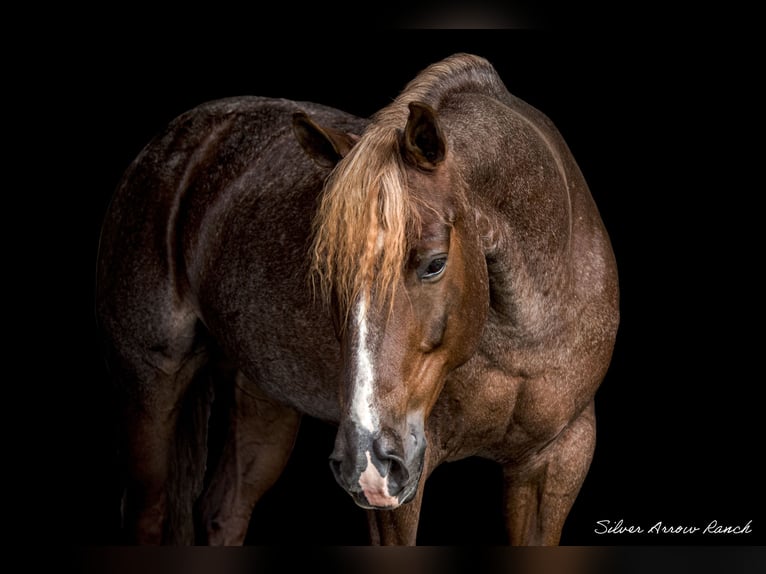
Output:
[502, 400, 596, 545]
[365, 445, 435, 545]
[197, 371, 301, 545]
[366, 483, 425, 545]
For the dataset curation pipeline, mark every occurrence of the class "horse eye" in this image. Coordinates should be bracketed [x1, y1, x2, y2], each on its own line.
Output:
[421, 257, 447, 280]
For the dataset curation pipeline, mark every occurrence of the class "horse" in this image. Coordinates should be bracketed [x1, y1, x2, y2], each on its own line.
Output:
[95, 53, 619, 545]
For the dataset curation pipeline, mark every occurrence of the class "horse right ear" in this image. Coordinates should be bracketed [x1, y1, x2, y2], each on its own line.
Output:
[292, 112, 359, 168]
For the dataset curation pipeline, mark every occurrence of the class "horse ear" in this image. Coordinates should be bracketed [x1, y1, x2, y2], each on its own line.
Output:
[292, 111, 359, 168]
[401, 101, 446, 170]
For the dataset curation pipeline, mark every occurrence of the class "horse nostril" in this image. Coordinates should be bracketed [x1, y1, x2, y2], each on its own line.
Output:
[371, 432, 411, 493]
[383, 452, 410, 493]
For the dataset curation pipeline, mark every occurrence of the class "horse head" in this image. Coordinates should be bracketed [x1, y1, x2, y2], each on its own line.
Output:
[294, 101, 489, 509]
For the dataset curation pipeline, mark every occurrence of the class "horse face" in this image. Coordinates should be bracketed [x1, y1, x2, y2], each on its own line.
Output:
[329, 199, 489, 509]
[296, 102, 489, 509]
[330, 105, 489, 507]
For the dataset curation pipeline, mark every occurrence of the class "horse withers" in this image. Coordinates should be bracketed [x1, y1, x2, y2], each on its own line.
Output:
[96, 53, 619, 545]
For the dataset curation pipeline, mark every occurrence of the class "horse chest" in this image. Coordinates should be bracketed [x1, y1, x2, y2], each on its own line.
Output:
[430, 355, 582, 464]
[429, 365, 520, 460]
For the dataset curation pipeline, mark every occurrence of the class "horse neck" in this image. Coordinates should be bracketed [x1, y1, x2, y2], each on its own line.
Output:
[437, 92, 577, 344]
[460, 140, 575, 345]
[482, 211, 574, 347]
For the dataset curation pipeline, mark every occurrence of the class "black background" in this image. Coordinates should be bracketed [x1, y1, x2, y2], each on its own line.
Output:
[17, 20, 763, 550]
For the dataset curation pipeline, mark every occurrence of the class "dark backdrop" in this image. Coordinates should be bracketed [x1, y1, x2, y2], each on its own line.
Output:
[24, 29, 762, 547]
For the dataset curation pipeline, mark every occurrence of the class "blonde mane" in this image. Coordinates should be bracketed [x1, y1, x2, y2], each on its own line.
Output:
[309, 53, 503, 316]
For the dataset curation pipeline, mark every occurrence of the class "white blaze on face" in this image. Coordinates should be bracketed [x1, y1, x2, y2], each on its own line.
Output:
[351, 293, 378, 433]
[358, 450, 400, 508]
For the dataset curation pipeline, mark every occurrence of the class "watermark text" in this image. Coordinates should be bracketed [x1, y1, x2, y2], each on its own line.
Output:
[594, 519, 752, 536]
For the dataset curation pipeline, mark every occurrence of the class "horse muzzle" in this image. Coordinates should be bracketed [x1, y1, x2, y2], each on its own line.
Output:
[329, 423, 425, 510]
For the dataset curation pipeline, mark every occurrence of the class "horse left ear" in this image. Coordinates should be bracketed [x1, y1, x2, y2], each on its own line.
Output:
[292, 111, 359, 168]
[401, 101, 446, 170]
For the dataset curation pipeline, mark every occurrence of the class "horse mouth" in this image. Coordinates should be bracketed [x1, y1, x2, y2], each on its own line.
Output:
[351, 481, 418, 510]
[329, 450, 421, 510]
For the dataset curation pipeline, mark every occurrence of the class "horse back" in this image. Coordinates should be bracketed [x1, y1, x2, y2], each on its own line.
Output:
[95, 97, 363, 366]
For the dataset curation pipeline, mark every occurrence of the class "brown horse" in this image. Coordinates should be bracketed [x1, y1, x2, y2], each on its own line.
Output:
[96, 53, 619, 545]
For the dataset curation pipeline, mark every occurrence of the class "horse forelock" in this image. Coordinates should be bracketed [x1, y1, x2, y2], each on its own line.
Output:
[309, 127, 413, 320]
[309, 53, 503, 320]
